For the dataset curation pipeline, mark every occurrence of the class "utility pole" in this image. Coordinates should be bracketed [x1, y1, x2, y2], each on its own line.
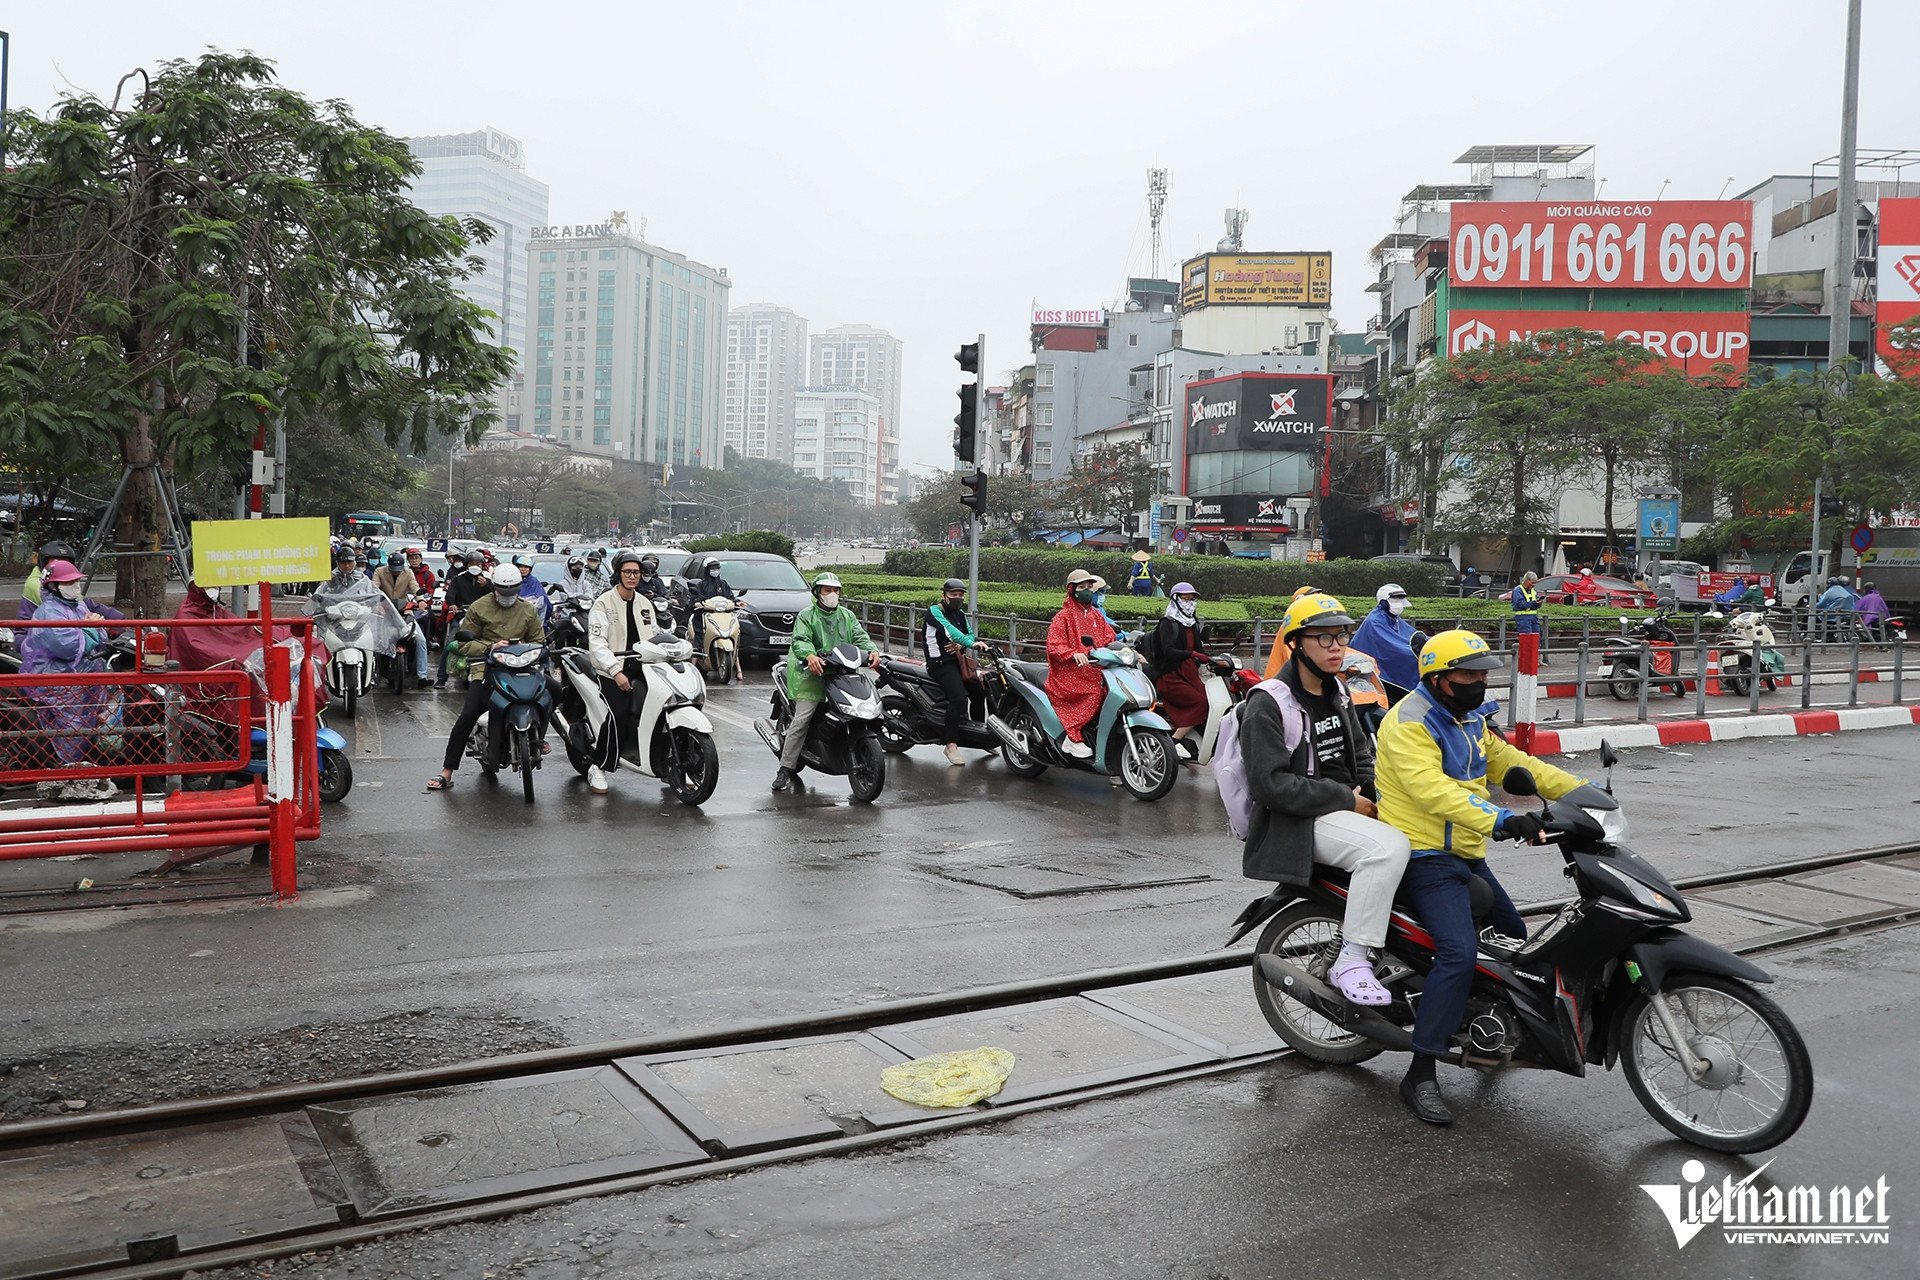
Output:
[954, 336, 987, 613]
[1818, 0, 1864, 594]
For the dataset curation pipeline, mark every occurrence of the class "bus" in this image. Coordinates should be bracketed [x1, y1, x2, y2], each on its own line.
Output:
[342, 511, 412, 541]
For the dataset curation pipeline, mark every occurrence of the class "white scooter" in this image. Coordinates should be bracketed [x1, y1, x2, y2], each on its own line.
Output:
[1191, 654, 1255, 765]
[549, 629, 720, 805]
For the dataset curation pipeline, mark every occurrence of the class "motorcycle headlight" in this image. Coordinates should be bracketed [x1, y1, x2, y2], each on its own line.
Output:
[491, 647, 543, 671]
[1591, 859, 1679, 917]
[1583, 806, 1628, 844]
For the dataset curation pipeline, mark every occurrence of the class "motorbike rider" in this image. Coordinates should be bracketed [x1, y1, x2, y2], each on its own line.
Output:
[512, 553, 552, 625]
[438, 553, 493, 687]
[1815, 575, 1859, 641]
[1044, 569, 1116, 759]
[404, 547, 438, 593]
[1508, 571, 1547, 666]
[584, 550, 664, 795]
[922, 577, 985, 766]
[19, 539, 78, 615]
[558, 554, 598, 607]
[1150, 582, 1213, 759]
[1242, 594, 1413, 1009]
[1857, 581, 1892, 644]
[772, 571, 881, 792]
[1262, 585, 1325, 679]
[18, 561, 125, 799]
[427, 564, 546, 792]
[633, 553, 674, 614]
[1351, 583, 1420, 700]
[580, 549, 611, 597]
[686, 556, 737, 655]
[1713, 576, 1752, 609]
[1374, 628, 1588, 1126]
[1569, 567, 1603, 605]
[373, 552, 432, 689]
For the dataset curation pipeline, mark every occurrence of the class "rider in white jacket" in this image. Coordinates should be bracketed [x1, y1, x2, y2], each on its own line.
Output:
[583, 552, 662, 791]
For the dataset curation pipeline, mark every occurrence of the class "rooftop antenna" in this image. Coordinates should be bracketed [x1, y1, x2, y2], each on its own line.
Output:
[1596, 177, 1608, 196]
[1717, 176, 1736, 199]
[1146, 168, 1169, 278]
[1219, 207, 1249, 252]
[1656, 179, 1670, 199]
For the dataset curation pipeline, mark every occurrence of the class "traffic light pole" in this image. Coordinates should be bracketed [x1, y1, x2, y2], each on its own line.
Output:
[955, 333, 986, 614]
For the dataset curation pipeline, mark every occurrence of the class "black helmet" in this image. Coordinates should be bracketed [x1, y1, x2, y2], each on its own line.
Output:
[639, 554, 660, 573]
[612, 551, 643, 573]
[37, 539, 76, 563]
[941, 578, 966, 593]
[386, 551, 404, 569]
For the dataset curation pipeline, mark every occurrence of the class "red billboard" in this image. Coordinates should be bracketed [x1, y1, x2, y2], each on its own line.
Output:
[1877, 197, 1920, 379]
[1449, 201, 1753, 290]
[1445, 309, 1750, 379]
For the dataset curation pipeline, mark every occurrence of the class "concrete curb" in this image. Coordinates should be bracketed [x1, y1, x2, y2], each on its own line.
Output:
[1529, 704, 1920, 755]
[1540, 667, 1900, 697]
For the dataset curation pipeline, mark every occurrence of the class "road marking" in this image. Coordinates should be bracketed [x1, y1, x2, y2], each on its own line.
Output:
[352, 697, 383, 757]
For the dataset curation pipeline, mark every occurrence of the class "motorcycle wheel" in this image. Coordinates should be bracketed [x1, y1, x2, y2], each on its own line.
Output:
[716, 649, 736, 685]
[1619, 973, 1813, 1154]
[667, 727, 719, 806]
[562, 716, 595, 778]
[1723, 673, 1750, 696]
[1762, 676, 1779, 692]
[318, 749, 353, 804]
[1607, 670, 1638, 701]
[1117, 727, 1177, 801]
[998, 707, 1048, 778]
[518, 727, 538, 803]
[342, 683, 358, 718]
[390, 655, 405, 697]
[877, 692, 916, 754]
[848, 733, 886, 804]
[1252, 901, 1383, 1065]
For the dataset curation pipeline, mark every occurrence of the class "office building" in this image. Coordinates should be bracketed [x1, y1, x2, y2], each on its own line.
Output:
[405, 128, 550, 427]
[811, 325, 903, 504]
[724, 304, 809, 463]
[792, 387, 882, 506]
[524, 218, 731, 475]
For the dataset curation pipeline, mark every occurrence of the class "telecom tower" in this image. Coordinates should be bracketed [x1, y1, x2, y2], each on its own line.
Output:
[1147, 168, 1169, 278]
[1219, 208, 1249, 252]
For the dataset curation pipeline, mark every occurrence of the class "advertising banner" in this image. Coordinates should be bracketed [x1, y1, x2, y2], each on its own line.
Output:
[191, 517, 332, 586]
[1637, 497, 1680, 552]
[1446, 309, 1750, 378]
[1184, 373, 1334, 456]
[1184, 494, 1298, 531]
[1180, 253, 1332, 308]
[1030, 307, 1107, 327]
[1449, 201, 1753, 290]
[1876, 197, 1920, 380]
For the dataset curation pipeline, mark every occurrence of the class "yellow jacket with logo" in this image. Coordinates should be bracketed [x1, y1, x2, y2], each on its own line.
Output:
[1376, 685, 1585, 859]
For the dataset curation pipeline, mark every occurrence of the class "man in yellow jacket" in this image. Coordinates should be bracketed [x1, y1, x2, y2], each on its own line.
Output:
[1375, 628, 1586, 1126]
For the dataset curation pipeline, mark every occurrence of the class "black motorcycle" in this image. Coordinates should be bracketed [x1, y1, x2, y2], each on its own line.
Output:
[1232, 742, 1813, 1153]
[1598, 611, 1687, 701]
[874, 643, 1004, 756]
[454, 630, 554, 804]
[753, 643, 887, 802]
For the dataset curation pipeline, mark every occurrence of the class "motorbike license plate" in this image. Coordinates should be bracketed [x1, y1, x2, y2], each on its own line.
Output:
[1596, 663, 1613, 678]
[769, 634, 792, 646]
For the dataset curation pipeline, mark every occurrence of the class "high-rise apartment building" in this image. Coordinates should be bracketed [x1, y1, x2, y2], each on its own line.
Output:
[524, 220, 731, 475]
[724, 304, 809, 463]
[810, 324, 903, 504]
[792, 387, 882, 505]
[405, 129, 550, 428]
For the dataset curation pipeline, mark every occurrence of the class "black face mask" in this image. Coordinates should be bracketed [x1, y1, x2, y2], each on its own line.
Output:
[1434, 677, 1488, 717]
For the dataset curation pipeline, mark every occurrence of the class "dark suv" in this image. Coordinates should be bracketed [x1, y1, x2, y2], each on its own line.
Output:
[1369, 552, 1462, 595]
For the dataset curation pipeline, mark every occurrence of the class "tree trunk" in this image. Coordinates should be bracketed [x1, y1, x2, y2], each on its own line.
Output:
[1508, 443, 1530, 582]
[113, 394, 170, 618]
[1600, 448, 1619, 553]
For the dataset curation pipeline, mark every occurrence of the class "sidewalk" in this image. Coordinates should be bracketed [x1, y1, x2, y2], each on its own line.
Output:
[1530, 703, 1920, 754]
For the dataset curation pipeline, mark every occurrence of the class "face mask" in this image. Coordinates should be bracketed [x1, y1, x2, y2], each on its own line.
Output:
[1174, 597, 1197, 617]
[1435, 677, 1488, 717]
[494, 588, 519, 607]
[818, 591, 840, 610]
[1092, 592, 1107, 608]
[707, 568, 720, 578]
[1387, 598, 1407, 617]
[54, 581, 85, 603]
[469, 564, 485, 576]
[1072, 588, 1094, 605]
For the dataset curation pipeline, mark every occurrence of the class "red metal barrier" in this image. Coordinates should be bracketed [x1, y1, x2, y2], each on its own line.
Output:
[0, 609, 321, 895]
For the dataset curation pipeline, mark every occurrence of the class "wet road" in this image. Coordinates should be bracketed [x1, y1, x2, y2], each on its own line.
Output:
[189, 922, 1918, 1280]
[2, 668, 1919, 1094]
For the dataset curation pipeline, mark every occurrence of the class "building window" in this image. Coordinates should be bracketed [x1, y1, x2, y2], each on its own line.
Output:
[1037, 405, 1053, 426]
[599, 249, 615, 260]
[1128, 333, 1139, 347]
[1036, 363, 1054, 389]
[539, 251, 556, 263]
[1035, 443, 1052, 466]
[1307, 322, 1324, 343]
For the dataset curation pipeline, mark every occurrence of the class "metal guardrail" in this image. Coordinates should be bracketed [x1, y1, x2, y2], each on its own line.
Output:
[850, 600, 1911, 728]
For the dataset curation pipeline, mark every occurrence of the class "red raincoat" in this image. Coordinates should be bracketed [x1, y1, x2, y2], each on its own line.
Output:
[1046, 594, 1116, 744]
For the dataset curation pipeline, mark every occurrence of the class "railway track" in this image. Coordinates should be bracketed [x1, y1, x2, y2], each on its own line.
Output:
[6, 840, 1920, 1280]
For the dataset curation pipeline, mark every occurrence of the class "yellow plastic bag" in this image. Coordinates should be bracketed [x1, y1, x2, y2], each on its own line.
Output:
[880, 1047, 1016, 1108]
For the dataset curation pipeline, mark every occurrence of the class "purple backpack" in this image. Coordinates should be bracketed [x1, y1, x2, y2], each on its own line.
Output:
[1214, 678, 1309, 841]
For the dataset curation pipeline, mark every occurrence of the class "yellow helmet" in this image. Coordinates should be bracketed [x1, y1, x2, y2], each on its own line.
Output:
[1280, 594, 1355, 642]
[1290, 584, 1320, 601]
[1417, 627, 1502, 677]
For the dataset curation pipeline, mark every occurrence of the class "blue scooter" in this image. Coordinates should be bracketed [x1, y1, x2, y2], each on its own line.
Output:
[244, 720, 353, 803]
[984, 635, 1179, 800]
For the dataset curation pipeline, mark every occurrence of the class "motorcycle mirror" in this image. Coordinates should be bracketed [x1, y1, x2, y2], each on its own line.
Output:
[1501, 766, 1538, 797]
[1600, 740, 1618, 770]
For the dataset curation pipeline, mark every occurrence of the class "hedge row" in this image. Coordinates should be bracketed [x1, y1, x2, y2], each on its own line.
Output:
[882, 547, 1445, 598]
[684, 530, 797, 561]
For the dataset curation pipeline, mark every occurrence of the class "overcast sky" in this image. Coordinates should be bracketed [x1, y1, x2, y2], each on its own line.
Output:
[11, 2, 1918, 476]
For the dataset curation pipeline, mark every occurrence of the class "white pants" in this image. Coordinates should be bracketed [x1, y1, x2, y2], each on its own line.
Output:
[1312, 809, 1412, 949]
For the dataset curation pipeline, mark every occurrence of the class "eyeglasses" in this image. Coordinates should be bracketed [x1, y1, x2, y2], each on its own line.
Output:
[1300, 630, 1352, 649]
[619, 567, 642, 575]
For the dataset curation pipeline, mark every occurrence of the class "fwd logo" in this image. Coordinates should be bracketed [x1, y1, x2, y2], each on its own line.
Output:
[1451, 318, 1495, 354]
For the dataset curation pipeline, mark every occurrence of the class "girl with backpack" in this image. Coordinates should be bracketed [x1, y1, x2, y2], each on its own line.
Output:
[1227, 594, 1411, 1007]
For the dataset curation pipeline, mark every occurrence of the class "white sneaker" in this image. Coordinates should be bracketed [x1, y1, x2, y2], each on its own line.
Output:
[1062, 738, 1092, 759]
[587, 765, 609, 795]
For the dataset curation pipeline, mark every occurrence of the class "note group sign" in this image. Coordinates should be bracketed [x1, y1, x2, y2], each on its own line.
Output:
[191, 517, 333, 586]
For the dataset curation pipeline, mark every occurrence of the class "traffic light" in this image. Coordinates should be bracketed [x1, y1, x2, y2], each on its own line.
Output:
[953, 337, 983, 464]
[960, 471, 987, 519]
